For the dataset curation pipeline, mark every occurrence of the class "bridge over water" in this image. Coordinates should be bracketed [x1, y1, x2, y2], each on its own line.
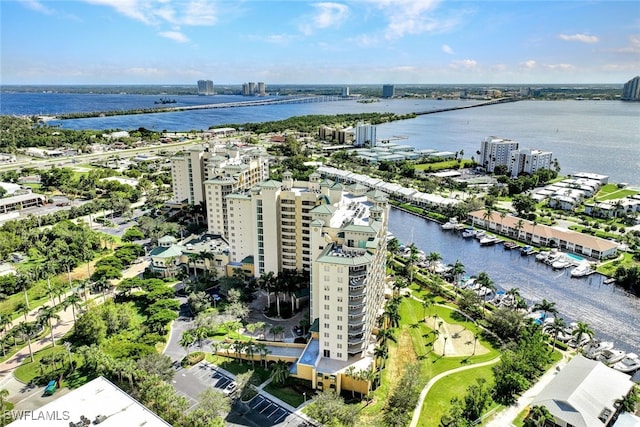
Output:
[54, 95, 518, 120]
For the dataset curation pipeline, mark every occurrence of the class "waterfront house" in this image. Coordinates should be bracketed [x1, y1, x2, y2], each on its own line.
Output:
[468, 210, 618, 259]
[531, 355, 635, 427]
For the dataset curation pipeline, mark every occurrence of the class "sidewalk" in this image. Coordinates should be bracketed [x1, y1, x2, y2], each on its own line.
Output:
[0, 261, 148, 380]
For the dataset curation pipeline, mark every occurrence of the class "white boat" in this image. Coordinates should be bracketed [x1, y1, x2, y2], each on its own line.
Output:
[479, 236, 499, 246]
[583, 340, 614, 359]
[552, 258, 571, 270]
[596, 348, 627, 365]
[612, 353, 640, 373]
[441, 218, 458, 230]
[462, 228, 475, 238]
[571, 262, 593, 277]
[536, 251, 550, 262]
[473, 230, 486, 240]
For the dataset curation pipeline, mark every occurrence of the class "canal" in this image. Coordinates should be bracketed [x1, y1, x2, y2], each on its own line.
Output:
[388, 208, 640, 355]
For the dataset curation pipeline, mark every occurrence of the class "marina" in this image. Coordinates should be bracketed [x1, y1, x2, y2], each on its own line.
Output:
[388, 208, 640, 356]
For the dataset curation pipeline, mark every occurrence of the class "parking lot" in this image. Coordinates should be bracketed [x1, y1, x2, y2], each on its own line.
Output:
[171, 362, 311, 427]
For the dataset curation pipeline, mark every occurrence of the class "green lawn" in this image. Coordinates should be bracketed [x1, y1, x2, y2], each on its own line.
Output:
[419, 365, 495, 426]
[263, 379, 309, 408]
[205, 354, 271, 384]
[594, 183, 639, 201]
[14, 344, 85, 387]
[359, 297, 499, 425]
[597, 252, 637, 276]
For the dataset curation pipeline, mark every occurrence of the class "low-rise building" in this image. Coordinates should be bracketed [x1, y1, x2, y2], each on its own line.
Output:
[468, 210, 618, 259]
[531, 355, 635, 427]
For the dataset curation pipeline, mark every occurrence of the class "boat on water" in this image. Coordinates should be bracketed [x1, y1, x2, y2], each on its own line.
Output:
[583, 340, 615, 359]
[552, 257, 572, 270]
[462, 227, 475, 238]
[520, 245, 536, 256]
[441, 218, 458, 230]
[612, 353, 640, 373]
[536, 251, 550, 262]
[571, 262, 593, 277]
[596, 348, 627, 365]
[503, 241, 518, 250]
[155, 97, 177, 104]
[479, 236, 500, 246]
[603, 277, 617, 285]
[473, 230, 486, 240]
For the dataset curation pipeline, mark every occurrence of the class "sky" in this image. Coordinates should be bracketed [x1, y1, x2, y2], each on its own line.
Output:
[1, 0, 639, 85]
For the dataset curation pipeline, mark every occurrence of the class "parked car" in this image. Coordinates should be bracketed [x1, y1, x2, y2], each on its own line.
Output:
[44, 380, 57, 396]
[223, 381, 237, 396]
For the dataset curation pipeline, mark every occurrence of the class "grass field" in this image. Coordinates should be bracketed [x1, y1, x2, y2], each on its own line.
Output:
[358, 296, 499, 426]
[418, 365, 495, 426]
[205, 353, 271, 384]
[263, 380, 308, 408]
[594, 183, 639, 201]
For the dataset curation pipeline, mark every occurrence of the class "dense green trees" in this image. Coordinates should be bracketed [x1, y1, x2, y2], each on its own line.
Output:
[304, 390, 357, 427]
[383, 362, 422, 427]
[614, 265, 640, 295]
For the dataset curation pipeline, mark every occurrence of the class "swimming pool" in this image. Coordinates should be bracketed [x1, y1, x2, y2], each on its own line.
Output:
[566, 253, 585, 262]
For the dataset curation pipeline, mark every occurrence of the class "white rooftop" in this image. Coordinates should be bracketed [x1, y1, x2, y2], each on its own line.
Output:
[8, 376, 170, 427]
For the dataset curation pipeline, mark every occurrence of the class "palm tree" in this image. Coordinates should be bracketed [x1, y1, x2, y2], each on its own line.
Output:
[451, 260, 465, 287]
[615, 385, 639, 413]
[443, 335, 448, 356]
[476, 272, 496, 313]
[270, 360, 290, 385]
[179, 330, 196, 357]
[270, 325, 284, 341]
[0, 313, 12, 337]
[524, 405, 554, 427]
[392, 277, 407, 297]
[373, 345, 389, 368]
[571, 321, 594, 351]
[15, 274, 32, 310]
[259, 271, 275, 308]
[532, 299, 558, 320]
[548, 317, 567, 350]
[472, 333, 480, 355]
[193, 326, 209, 349]
[37, 305, 61, 347]
[63, 293, 82, 324]
[387, 237, 400, 256]
[187, 253, 199, 280]
[256, 342, 270, 368]
[515, 219, 525, 241]
[345, 365, 357, 398]
[427, 251, 442, 273]
[499, 211, 507, 234]
[0, 388, 9, 413]
[17, 322, 36, 363]
[407, 243, 420, 284]
[15, 301, 30, 323]
[377, 328, 397, 345]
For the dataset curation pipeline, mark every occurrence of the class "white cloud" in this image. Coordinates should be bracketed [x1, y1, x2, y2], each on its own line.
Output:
[611, 35, 640, 53]
[299, 2, 349, 36]
[449, 59, 478, 70]
[521, 60, 537, 69]
[84, 0, 217, 26]
[158, 31, 189, 43]
[369, 0, 462, 40]
[558, 33, 599, 44]
[247, 33, 296, 44]
[441, 44, 454, 55]
[19, 0, 54, 14]
[544, 63, 575, 70]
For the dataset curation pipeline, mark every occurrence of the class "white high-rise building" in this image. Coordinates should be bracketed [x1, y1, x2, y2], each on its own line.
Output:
[509, 148, 553, 178]
[479, 136, 520, 173]
[355, 123, 376, 147]
[197, 80, 214, 95]
[170, 143, 269, 212]
[223, 173, 388, 362]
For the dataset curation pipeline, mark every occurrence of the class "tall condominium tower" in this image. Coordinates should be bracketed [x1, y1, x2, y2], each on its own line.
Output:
[354, 123, 376, 147]
[222, 173, 389, 362]
[479, 136, 520, 173]
[170, 143, 269, 212]
[197, 80, 214, 95]
[382, 84, 395, 98]
[622, 76, 640, 101]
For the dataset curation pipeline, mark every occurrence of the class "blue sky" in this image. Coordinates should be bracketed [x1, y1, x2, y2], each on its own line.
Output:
[1, 0, 638, 85]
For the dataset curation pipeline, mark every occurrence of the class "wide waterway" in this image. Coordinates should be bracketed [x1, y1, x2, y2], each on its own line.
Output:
[388, 208, 640, 356]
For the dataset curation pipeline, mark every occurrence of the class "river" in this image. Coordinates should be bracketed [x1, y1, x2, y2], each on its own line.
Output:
[388, 208, 640, 355]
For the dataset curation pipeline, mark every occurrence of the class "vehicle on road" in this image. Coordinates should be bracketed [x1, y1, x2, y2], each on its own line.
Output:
[44, 380, 57, 396]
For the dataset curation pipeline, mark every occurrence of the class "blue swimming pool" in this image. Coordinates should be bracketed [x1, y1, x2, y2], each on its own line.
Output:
[566, 253, 585, 262]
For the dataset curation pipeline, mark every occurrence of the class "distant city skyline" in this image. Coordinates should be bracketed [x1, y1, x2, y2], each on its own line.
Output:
[1, 1, 638, 85]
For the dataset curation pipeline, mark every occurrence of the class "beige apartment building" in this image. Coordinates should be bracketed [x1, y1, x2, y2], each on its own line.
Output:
[170, 143, 269, 227]
[224, 172, 389, 362]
